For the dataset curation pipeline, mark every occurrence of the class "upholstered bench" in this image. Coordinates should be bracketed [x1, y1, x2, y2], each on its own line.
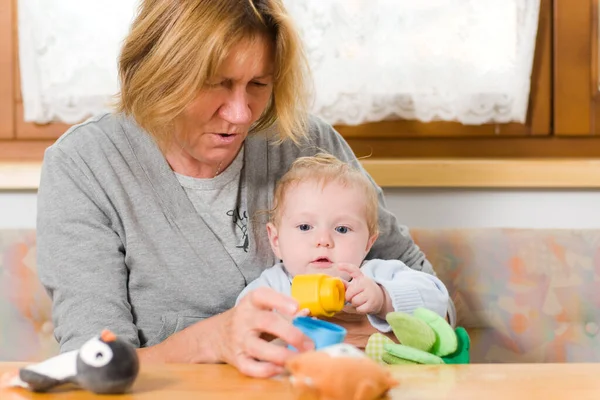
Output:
[412, 229, 600, 363]
[1, 228, 599, 362]
[0, 230, 57, 361]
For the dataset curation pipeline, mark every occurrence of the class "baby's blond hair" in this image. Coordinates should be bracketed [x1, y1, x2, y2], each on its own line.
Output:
[270, 153, 379, 236]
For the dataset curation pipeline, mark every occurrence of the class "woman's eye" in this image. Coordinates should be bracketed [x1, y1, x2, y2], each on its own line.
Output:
[251, 81, 268, 87]
[297, 224, 311, 231]
[335, 226, 349, 234]
[206, 80, 227, 88]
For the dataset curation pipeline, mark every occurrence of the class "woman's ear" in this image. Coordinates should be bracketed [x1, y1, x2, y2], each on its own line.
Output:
[266, 222, 283, 260]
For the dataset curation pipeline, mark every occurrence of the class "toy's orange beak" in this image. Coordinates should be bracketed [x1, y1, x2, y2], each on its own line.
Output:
[101, 329, 117, 343]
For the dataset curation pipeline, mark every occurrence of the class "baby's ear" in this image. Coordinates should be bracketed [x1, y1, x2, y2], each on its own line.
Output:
[365, 233, 379, 253]
[266, 222, 283, 259]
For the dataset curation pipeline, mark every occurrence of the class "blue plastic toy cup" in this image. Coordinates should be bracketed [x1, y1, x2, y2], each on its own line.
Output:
[291, 316, 347, 350]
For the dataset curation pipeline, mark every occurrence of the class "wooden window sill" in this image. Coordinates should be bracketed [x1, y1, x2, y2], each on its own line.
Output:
[2, 159, 600, 190]
[360, 159, 600, 188]
[0, 162, 42, 190]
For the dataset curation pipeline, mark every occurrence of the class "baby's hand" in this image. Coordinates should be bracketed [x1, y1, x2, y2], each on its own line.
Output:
[336, 263, 385, 315]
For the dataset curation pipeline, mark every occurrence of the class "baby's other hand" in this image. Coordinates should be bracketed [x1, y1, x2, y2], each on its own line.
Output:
[336, 263, 385, 315]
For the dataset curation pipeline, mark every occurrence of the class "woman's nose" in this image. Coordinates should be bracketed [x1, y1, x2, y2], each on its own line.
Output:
[219, 88, 252, 125]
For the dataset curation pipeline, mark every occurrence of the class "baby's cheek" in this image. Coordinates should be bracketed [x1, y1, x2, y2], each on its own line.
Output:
[286, 263, 307, 276]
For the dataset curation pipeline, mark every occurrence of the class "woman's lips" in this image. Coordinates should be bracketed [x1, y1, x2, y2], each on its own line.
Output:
[211, 133, 238, 145]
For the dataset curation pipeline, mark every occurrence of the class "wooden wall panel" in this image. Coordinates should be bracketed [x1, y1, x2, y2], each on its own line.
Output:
[554, 0, 594, 135]
[0, 0, 14, 139]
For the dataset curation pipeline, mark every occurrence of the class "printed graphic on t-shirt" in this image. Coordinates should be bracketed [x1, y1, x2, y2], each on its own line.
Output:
[227, 207, 249, 252]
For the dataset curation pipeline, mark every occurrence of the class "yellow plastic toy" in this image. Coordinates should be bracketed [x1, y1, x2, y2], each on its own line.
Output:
[291, 274, 345, 317]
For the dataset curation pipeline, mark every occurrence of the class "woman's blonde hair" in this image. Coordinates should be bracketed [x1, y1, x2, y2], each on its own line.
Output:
[116, 0, 309, 149]
[270, 153, 379, 237]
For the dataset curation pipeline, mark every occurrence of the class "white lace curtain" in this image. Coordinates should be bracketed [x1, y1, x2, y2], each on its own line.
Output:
[18, 0, 540, 126]
[18, 0, 138, 124]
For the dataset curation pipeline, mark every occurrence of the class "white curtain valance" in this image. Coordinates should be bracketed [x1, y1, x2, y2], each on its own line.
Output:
[18, 0, 540, 126]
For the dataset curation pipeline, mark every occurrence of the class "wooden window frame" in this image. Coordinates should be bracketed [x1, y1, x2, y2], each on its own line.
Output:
[5, 0, 600, 190]
[554, 0, 598, 135]
[10, 0, 551, 144]
[0, 0, 13, 139]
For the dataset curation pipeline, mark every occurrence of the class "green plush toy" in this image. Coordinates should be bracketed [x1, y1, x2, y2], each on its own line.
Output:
[365, 308, 470, 365]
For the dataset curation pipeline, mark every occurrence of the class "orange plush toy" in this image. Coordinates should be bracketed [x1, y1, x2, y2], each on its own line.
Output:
[285, 344, 398, 400]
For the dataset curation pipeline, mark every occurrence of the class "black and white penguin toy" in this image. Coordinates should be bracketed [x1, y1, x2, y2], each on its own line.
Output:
[5, 329, 139, 394]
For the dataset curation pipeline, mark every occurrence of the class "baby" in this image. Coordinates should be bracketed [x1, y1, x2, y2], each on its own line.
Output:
[236, 153, 450, 347]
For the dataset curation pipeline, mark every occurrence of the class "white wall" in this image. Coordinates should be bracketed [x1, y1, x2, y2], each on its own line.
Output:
[0, 191, 37, 228]
[383, 189, 600, 229]
[1, 189, 600, 229]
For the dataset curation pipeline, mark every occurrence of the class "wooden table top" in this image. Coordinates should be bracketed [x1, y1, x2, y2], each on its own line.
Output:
[1, 362, 600, 399]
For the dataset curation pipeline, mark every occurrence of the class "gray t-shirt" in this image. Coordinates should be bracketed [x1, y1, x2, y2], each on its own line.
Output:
[175, 147, 249, 267]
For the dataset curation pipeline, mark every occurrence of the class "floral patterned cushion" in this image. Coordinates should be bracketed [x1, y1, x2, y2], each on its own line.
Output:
[412, 228, 600, 363]
[0, 230, 57, 361]
[1, 228, 599, 362]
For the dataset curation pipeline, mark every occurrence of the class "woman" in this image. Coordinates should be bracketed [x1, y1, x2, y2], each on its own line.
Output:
[37, 0, 454, 378]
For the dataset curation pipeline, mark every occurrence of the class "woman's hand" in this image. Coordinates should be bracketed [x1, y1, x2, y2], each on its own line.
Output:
[336, 263, 387, 315]
[214, 287, 314, 378]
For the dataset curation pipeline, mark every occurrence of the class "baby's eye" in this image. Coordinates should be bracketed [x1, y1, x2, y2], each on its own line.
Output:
[335, 226, 350, 234]
[297, 224, 312, 231]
